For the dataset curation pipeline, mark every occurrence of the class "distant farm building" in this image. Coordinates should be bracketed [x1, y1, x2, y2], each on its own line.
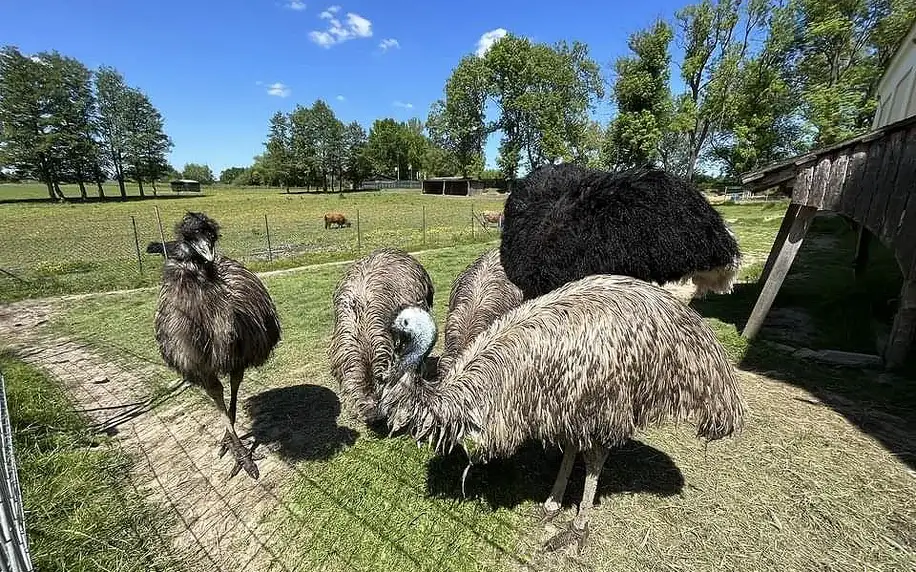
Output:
[421, 177, 510, 196]
[170, 179, 201, 193]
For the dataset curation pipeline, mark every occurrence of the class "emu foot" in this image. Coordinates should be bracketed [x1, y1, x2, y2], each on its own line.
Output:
[543, 520, 590, 554]
[217, 430, 256, 459]
[218, 430, 261, 480]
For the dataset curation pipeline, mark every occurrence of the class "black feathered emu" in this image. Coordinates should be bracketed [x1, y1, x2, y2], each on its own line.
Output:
[500, 163, 742, 299]
[380, 274, 746, 553]
[154, 212, 281, 480]
[328, 247, 434, 424]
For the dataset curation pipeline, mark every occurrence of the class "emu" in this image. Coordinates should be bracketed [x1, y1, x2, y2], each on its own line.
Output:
[328, 247, 434, 424]
[380, 274, 746, 552]
[154, 212, 282, 480]
[437, 248, 522, 377]
[500, 163, 742, 299]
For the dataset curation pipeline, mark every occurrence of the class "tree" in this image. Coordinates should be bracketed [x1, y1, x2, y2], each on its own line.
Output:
[484, 35, 604, 178]
[366, 118, 410, 178]
[672, 0, 769, 180]
[181, 163, 214, 184]
[264, 111, 293, 189]
[342, 121, 372, 190]
[604, 20, 674, 170]
[427, 55, 489, 177]
[791, 0, 916, 145]
[123, 88, 172, 196]
[220, 167, 247, 184]
[710, 1, 803, 176]
[95, 67, 132, 199]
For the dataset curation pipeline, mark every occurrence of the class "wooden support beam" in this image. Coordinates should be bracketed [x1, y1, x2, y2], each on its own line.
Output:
[743, 206, 819, 340]
[853, 224, 872, 280]
[884, 278, 916, 370]
[758, 203, 801, 286]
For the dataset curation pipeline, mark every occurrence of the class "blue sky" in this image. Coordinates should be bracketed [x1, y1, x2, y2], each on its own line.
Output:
[1, 0, 689, 174]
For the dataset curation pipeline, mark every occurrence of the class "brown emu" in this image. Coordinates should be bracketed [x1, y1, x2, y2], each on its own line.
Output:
[438, 248, 522, 377]
[154, 212, 281, 480]
[328, 247, 434, 423]
[380, 274, 745, 552]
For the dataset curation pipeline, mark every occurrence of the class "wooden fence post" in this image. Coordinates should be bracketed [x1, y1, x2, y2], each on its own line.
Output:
[264, 214, 273, 262]
[422, 205, 427, 247]
[356, 209, 362, 253]
[154, 206, 167, 259]
[130, 216, 143, 275]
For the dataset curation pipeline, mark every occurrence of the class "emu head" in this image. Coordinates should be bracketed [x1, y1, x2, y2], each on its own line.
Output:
[174, 212, 221, 263]
[388, 305, 438, 384]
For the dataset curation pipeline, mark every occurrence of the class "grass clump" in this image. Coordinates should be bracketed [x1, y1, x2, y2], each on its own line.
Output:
[1, 352, 186, 572]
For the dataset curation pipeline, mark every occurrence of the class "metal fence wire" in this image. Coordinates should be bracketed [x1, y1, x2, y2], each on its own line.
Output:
[0, 370, 35, 572]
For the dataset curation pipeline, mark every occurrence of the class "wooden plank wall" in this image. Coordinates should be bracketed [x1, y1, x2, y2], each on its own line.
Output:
[788, 122, 916, 279]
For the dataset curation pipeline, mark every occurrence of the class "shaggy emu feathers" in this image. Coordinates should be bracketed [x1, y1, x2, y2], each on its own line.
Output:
[500, 163, 741, 299]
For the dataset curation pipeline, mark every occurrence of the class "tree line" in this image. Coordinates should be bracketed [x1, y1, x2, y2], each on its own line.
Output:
[431, 0, 915, 182]
[0, 46, 173, 200]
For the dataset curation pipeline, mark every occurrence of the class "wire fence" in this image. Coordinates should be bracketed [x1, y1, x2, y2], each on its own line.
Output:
[0, 370, 34, 572]
[0, 201, 507, 302]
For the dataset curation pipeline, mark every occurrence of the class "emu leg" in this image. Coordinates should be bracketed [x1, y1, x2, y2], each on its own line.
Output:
[203, 376, 260, 480]
[544, 445, 609, 554]
[540, 445, 577, 523]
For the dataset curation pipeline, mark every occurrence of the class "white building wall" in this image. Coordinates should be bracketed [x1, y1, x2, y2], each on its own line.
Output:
[873, 20, 916, 128]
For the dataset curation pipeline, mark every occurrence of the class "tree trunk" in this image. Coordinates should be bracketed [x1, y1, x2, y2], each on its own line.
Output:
[77, 180, 87, 200]
[151, 180, 158, 196]
[44, 180, 55, 201]
[137, 178, 145, 198]
[96, 178, 105, 199]
[53, 181, 65, 200]
[117, 174, 126, 200]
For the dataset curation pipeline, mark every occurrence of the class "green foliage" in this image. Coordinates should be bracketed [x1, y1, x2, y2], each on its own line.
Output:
[180, 162, 214, 184]
[604, 20, 673, 169]
[427, 55, 489, 177]
[219, 166, 247, 184]
[1, 353, 187, 571]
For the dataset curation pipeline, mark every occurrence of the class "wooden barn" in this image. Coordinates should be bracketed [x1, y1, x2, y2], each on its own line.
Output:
[738, 18, 916, 369]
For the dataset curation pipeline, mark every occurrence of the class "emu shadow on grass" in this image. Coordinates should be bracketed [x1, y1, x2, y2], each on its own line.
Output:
[243, 384, 358, 462]
[425, 439, 684, 511]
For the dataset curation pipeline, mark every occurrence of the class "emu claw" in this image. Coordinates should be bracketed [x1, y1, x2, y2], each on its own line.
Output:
[220, 431, 261, 480]
[543, 520, 589, 554]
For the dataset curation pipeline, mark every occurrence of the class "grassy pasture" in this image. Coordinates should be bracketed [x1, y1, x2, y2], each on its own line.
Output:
[40, 200, 916, 571]
[0, 183, 507, 302]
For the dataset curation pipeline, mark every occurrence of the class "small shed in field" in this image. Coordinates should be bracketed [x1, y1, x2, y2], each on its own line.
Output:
[170, 179, 201, 193]
[421, 177, 510, 196]
[738, 19, 916, 369]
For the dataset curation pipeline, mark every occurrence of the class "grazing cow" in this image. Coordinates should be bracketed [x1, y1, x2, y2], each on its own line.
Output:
[324, 212, 352, 229]
[479, 210, 504, 230]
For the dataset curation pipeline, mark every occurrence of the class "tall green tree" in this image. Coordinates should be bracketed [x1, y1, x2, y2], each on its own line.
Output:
[342, 121, 372, 190]
[673, 0, 769, 180]
[181, 163, 214, 184]
[220, 167, 247, 184]
[791, 0, 916, 145]
[484, 35, 604, 178]
[427, 55, 489, 177]
[123, 88, 172, 196]
[264, 111, 293, 189]
[366, 118, 410, 178]
[603, 20, 673, 169]
[95, 67, 133, 199]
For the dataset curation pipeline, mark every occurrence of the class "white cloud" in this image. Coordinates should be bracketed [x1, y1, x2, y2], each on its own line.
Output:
[393, 101, 413, 109]
[475, 28, 507, 57]
[286, 1, 306, 10]
[379, 38, 400, 51]
[336, 95, 346, 101]
[310, 7, 372, 48]
[267, 82, 291, 97]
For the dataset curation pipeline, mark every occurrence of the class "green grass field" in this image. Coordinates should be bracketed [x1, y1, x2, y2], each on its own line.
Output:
[0, 183, 506, 302]
[1, 352, 188, 572]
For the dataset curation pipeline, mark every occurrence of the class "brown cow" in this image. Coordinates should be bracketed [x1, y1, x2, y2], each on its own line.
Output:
[479, 210, 504, 229]
[324, 212, 352, 229]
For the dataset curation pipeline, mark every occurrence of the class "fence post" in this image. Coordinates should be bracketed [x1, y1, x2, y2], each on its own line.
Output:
[264, 214, 273, 262]
[422, 205, 427, 248]
[154, 206, 167, 259]
[356, 209, 362, 254]
[130, 216, 143, 275]
[470, 202, 475, 240]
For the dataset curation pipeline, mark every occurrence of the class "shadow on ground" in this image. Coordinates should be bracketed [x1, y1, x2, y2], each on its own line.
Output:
[691, 213, 916, 470]
[426, 439, 684, 510]
[244, 384, 358, 462]
[0, 192, 203, 206]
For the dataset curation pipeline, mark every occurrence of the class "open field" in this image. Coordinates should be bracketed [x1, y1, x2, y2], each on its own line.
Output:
[0, 184, 507, 302]
[1, 199, 914, 571]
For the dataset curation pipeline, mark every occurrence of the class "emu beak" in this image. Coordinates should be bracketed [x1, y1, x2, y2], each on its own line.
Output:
[191, 238, 214, 262]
